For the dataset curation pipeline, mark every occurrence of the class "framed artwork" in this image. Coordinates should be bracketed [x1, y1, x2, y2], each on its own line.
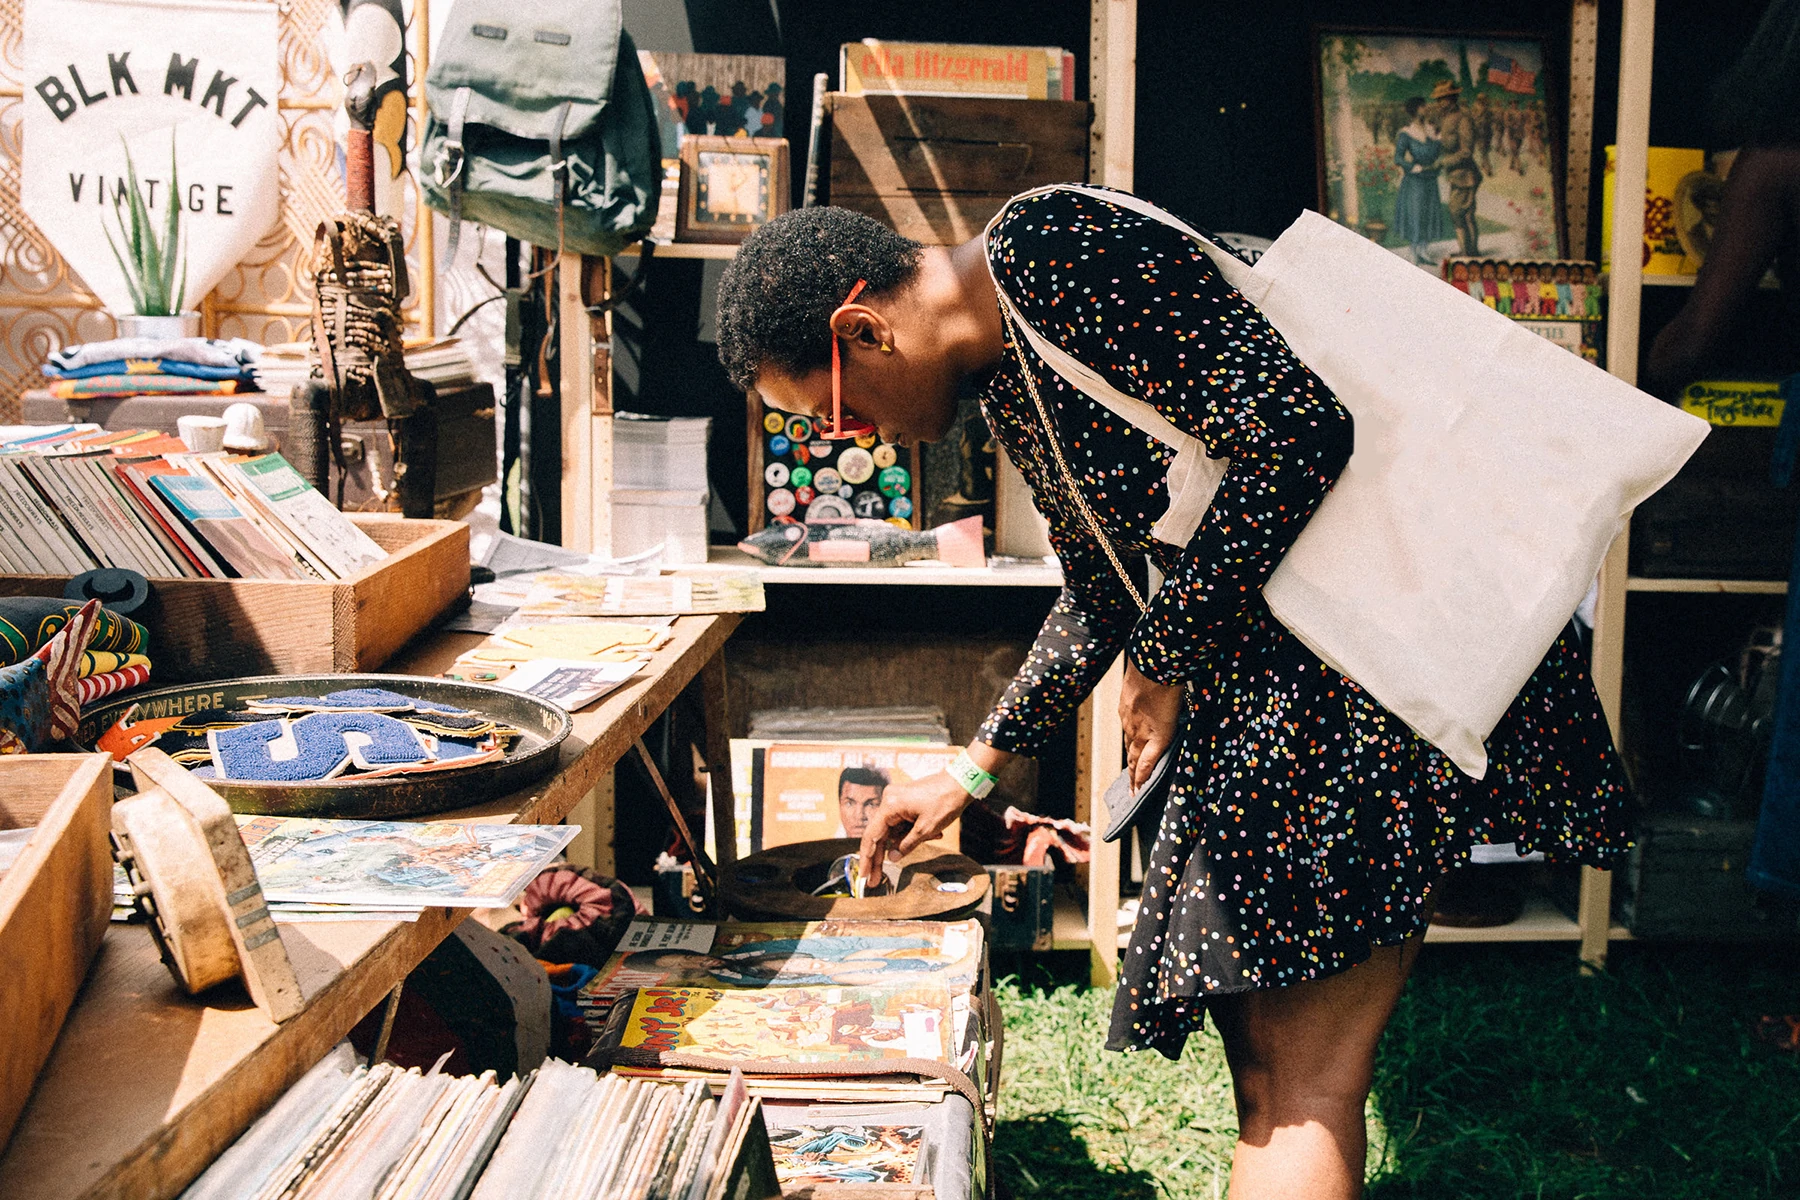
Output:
[637, 52, 787, 159]
[1314, 27, 1564, 269]
[675, 135, 790, 244]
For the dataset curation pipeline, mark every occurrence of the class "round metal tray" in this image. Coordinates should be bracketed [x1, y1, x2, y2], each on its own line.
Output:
[77, 674, 574, 820]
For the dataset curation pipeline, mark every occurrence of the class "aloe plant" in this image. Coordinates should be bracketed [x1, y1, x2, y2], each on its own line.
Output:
[102, 136, 188, 317]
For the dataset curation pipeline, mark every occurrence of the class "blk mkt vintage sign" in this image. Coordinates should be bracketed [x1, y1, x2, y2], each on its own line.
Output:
[21, 0, 281, 315]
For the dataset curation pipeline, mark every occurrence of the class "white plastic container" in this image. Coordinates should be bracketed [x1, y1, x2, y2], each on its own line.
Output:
[610, 488, 709, 564]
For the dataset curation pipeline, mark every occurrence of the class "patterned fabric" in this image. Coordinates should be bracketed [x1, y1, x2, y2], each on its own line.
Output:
[971, 187, 1631, 1058]
[0, 597, 148, 666]
[77, 663, 154, 707]
[0, 599, 101, 751]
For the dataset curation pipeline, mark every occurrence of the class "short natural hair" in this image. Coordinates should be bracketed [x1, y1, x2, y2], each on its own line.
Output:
[715, 207, 923, 392]
[838, 766, 889, 795]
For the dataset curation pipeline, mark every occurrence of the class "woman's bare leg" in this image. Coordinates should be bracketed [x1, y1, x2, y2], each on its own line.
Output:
[1209, 935, 1427, 1200]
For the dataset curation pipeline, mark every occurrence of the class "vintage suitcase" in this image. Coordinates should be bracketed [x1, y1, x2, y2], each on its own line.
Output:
[1630, 381, 1800, 580]
[824, 93, 1091, 244]
[21, 381, 497, 512]
[1623, 812, 1794, 940]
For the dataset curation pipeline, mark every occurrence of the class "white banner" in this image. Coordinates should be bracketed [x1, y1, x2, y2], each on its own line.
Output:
[21, 0, 281, 315]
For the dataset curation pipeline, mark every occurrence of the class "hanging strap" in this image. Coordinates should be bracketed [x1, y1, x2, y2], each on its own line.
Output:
[439, 86, 472, 266]
[982, 183, 1272, 549]
[548, 101, 572, 260]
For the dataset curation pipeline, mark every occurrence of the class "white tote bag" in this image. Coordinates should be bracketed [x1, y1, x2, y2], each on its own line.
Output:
[987, 184, 1708, 779]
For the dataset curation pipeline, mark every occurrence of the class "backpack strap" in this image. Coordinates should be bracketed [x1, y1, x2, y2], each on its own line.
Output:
[440, 85, 472, 265]
[548, 100, 572, 259]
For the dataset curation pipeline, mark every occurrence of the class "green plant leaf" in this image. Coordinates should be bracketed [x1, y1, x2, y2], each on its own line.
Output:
[102, 219, 146, 314]
[160, 136, 182, 316]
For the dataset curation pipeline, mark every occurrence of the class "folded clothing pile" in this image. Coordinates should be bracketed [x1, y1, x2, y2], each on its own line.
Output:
[0, 596, 152, 752]
[41, 336, 261, 399]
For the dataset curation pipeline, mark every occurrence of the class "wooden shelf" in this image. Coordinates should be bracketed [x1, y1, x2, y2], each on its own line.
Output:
[1423, 893, 1631, 944]
[1635, 272, 1779, 290]
[695, 546, 1064, 588]
[1626, 576, 1787, 594]
[615, 241, 741, 260]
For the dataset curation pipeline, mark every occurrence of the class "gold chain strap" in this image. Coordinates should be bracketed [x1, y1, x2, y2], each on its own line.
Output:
[1001, 307, 1149, 616]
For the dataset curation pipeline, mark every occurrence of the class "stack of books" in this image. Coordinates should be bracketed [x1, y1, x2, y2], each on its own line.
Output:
[183, 1046, 760, 1200]
[0, 426, 388, 581]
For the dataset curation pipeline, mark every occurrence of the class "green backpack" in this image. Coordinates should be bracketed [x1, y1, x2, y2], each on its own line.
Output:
[421, 0, 661, 260]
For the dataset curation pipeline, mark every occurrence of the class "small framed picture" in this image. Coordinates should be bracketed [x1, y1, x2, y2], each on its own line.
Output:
[1313, 27, 1564, 270]
[676, 135, 790, 244]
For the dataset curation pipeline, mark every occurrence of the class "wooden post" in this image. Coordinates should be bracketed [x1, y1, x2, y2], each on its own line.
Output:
[414, 0, 434, 338]
[1606, 0, 1655, 388]
[1076, 658, 1124, 986]
[1565, 0, 1601, 254]
[701, 649, 738, 875]
[1089, 0, 1137, 190]
[1581, 0, 1658, 973]
[558, 253, 614, 555]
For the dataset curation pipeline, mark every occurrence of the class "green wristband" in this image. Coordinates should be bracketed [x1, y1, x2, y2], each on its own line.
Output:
[949, 749, 997, 800]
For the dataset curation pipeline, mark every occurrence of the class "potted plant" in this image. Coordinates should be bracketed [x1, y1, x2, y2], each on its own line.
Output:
[104, 137, 197, 339]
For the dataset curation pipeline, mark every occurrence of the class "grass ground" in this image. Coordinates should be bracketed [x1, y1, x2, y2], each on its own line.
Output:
[993, 942, 1800, 1199]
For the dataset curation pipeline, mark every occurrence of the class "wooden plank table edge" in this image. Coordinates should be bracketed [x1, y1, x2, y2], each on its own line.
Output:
[0, 612, 743, 1200]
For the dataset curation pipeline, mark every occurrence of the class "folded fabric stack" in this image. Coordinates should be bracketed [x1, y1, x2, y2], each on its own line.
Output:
[41, 336, 262, 399]
[0, 596, 152, 753]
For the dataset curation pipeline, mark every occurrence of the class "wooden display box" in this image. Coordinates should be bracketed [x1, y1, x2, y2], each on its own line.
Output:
[0, 516, 469, 683]
[824, 93, 1091, 245]
[0, 753, 113, 1150]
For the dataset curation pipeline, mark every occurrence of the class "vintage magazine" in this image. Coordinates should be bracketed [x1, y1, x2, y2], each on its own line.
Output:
[751, 741, 964, 851]
[762, 1097, 976, 1196]
[576, 918, 984, 1033]
[602, 983, 956, 1066]
[517, 573, 766, 617]
[236, 815, 577, 908]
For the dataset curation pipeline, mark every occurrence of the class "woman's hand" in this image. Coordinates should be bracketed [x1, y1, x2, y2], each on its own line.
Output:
[857, 742, 1012, 880]
[1121, 659, 1184, 789]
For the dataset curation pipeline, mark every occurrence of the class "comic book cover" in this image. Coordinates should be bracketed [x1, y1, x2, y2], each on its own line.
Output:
[575, 918, 983, 1033]
[753, 741, 963, 851]
[235, 815, 576, 908]
[767, 1116, 925, 1185]
[607, 984, 955, 1066]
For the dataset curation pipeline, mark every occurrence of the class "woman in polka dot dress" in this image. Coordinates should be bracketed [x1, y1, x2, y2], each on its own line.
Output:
[715, 186, 1629, 1199]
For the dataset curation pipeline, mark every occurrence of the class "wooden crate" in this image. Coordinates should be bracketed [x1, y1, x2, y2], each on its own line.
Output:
[0, 753, 113, 1150]
[825, 93, 1091, 244]
[0, 516, 469, 682]
[1623, 813, 1795, 940]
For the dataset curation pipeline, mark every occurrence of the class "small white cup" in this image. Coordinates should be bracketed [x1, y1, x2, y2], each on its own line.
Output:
[177, 415, 227, 453]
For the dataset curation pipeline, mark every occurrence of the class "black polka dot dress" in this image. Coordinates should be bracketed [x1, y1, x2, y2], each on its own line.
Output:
[970, 187, 1631, 1060]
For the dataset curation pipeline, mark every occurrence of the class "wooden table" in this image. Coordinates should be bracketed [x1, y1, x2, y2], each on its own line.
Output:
[0, 613, 741, 1200]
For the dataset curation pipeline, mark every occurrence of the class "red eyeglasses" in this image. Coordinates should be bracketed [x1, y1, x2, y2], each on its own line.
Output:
[826, 279, 880, 440]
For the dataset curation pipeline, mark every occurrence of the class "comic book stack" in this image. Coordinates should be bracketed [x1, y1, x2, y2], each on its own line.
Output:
[183, 1044, 776, 1200]
[579, 917, 993, 1198]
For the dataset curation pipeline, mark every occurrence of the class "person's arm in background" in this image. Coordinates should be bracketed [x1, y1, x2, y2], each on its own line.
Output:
[1648, 146, 1800, 394]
